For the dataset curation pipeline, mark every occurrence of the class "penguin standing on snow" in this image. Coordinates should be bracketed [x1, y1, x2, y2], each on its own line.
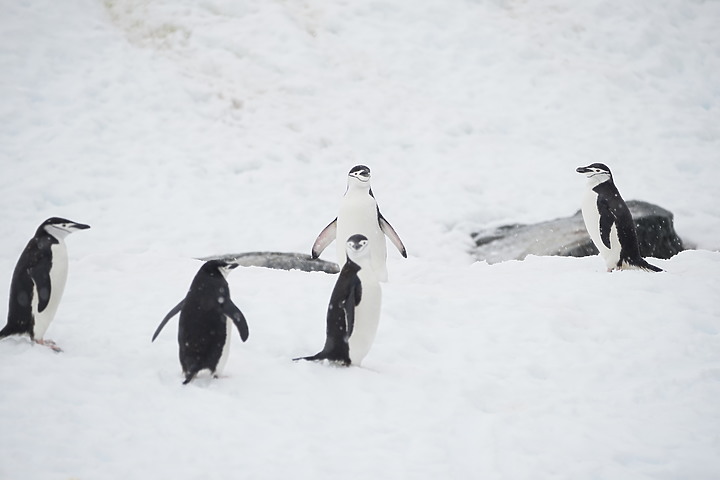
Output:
[312, 165, 406, 282]
[152, 260, 249, 385]
[576, 163, 662, 272]
[0, 217, 90, 352]
[296, 234, 382, 366]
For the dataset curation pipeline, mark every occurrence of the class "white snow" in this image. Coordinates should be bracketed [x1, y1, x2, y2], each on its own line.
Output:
[1, 0, 719, 478]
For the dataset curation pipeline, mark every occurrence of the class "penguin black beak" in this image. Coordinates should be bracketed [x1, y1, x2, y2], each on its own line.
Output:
[71, 222, 91, 230]
[576, 167, 589, 174]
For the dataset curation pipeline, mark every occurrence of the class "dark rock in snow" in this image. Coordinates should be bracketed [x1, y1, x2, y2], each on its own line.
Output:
[199, 252, 340, 274]
[471, 200, 684, 264]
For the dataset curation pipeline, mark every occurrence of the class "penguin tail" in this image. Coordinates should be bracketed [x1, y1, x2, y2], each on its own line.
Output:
[182, 372, 197, 385]
[293, 353, 323, 362]
[293, 352, 351, 366]
[635, 258, 663, 272]
[0, 324, 25, 340]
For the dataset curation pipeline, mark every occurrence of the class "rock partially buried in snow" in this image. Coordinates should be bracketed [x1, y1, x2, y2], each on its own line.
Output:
[471, 200, 685, 264]
[199, 252, 340, 274]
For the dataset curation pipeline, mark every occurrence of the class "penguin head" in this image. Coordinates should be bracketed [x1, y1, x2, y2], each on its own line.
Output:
[40, 217, 91, 240]
[576, 163, 612, 186]
[345, 234, 370, 262]
[347, 165, 371, 186]
[204, 260, 239, 278]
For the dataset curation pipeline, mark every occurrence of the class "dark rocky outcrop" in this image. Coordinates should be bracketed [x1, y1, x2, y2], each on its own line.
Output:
[471, 200, 684, 264]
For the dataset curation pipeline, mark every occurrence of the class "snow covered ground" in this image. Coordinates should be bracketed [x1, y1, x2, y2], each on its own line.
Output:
[1, 0, 719, 479]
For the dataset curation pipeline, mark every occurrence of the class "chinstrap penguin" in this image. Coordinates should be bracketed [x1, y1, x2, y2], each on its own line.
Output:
[296, 234, 382, 366]
[0, 217, 90, 352]
[312, 165, 406, 282]
[576, 163, 663, 272]
[152, 260, 249, 384]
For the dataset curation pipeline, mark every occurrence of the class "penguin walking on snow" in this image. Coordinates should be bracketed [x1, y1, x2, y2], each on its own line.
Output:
[0, 217, 90, 352]
[296, 234, 382, 366]
[312, 165, 406, 282]
[152, 260, 249, 384]
[576, 163, 662, 272]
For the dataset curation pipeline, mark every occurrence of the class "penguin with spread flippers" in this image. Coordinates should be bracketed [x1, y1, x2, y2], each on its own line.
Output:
[312, 165, 406, 282]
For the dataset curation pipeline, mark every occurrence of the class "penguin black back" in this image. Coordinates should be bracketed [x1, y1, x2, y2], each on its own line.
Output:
[591, 180, 654, 270]
[295, 258, 362, 365]
[577, 164, 662, 272]
[152, 260, 249, 384]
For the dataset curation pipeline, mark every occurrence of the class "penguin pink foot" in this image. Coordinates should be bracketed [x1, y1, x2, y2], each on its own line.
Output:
[35, 339, 63, 353]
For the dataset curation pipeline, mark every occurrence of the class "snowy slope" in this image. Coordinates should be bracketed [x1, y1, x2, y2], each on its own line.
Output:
[1, 1, 719, 479]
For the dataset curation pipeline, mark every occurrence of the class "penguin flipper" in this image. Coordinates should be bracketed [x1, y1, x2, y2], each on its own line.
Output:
[224, 301, 249, 342]
[311, 218, 337, 259]
[152, 300, 184, 342]
[596, 198, 614, 250]
[345, 280, 361, 337]
[378, 212, 407, 258]
[29, 266, 52, 312]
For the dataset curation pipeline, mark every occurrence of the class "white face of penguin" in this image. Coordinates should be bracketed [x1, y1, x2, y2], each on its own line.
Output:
[576, 163, 612, 187]
[345, 235, 370, 262]
[44, 220, 91, 240]
[218, 263, 239, 278]
[347, 165, 371, 186]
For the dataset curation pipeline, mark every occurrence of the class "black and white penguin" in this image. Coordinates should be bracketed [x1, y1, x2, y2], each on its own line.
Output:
[296, 234, 382, 366]
[152, 260, 249, 384]
[312, 165, 406, 282]
[0, 217, 90, 352]
[576, 163, 663, 272]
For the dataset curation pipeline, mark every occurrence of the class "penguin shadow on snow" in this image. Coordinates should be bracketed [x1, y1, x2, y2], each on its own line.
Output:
[0, 217, 90, 353]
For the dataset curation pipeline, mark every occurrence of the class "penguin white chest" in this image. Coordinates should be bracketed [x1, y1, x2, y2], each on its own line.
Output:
[336, 194, 388, 281]
[348, 268, 382, 365]
[33, 241, 69, 339]
[580, 190, 621, 270]
[215, 318, 233, 375]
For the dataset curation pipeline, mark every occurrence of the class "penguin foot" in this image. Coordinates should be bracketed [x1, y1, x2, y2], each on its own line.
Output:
[35, 339, 63, 353]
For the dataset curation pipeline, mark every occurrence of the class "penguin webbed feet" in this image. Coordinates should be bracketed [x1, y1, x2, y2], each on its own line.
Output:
[35, 338, 63, 353]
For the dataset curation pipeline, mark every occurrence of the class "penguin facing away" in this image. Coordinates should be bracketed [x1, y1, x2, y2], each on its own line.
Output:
[152, 260, 249, 384]
[0, 217, 90, 352]
[312, 165, 406, 282]
[576, 163, 663, 272]
[296, 234, 382, 366]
